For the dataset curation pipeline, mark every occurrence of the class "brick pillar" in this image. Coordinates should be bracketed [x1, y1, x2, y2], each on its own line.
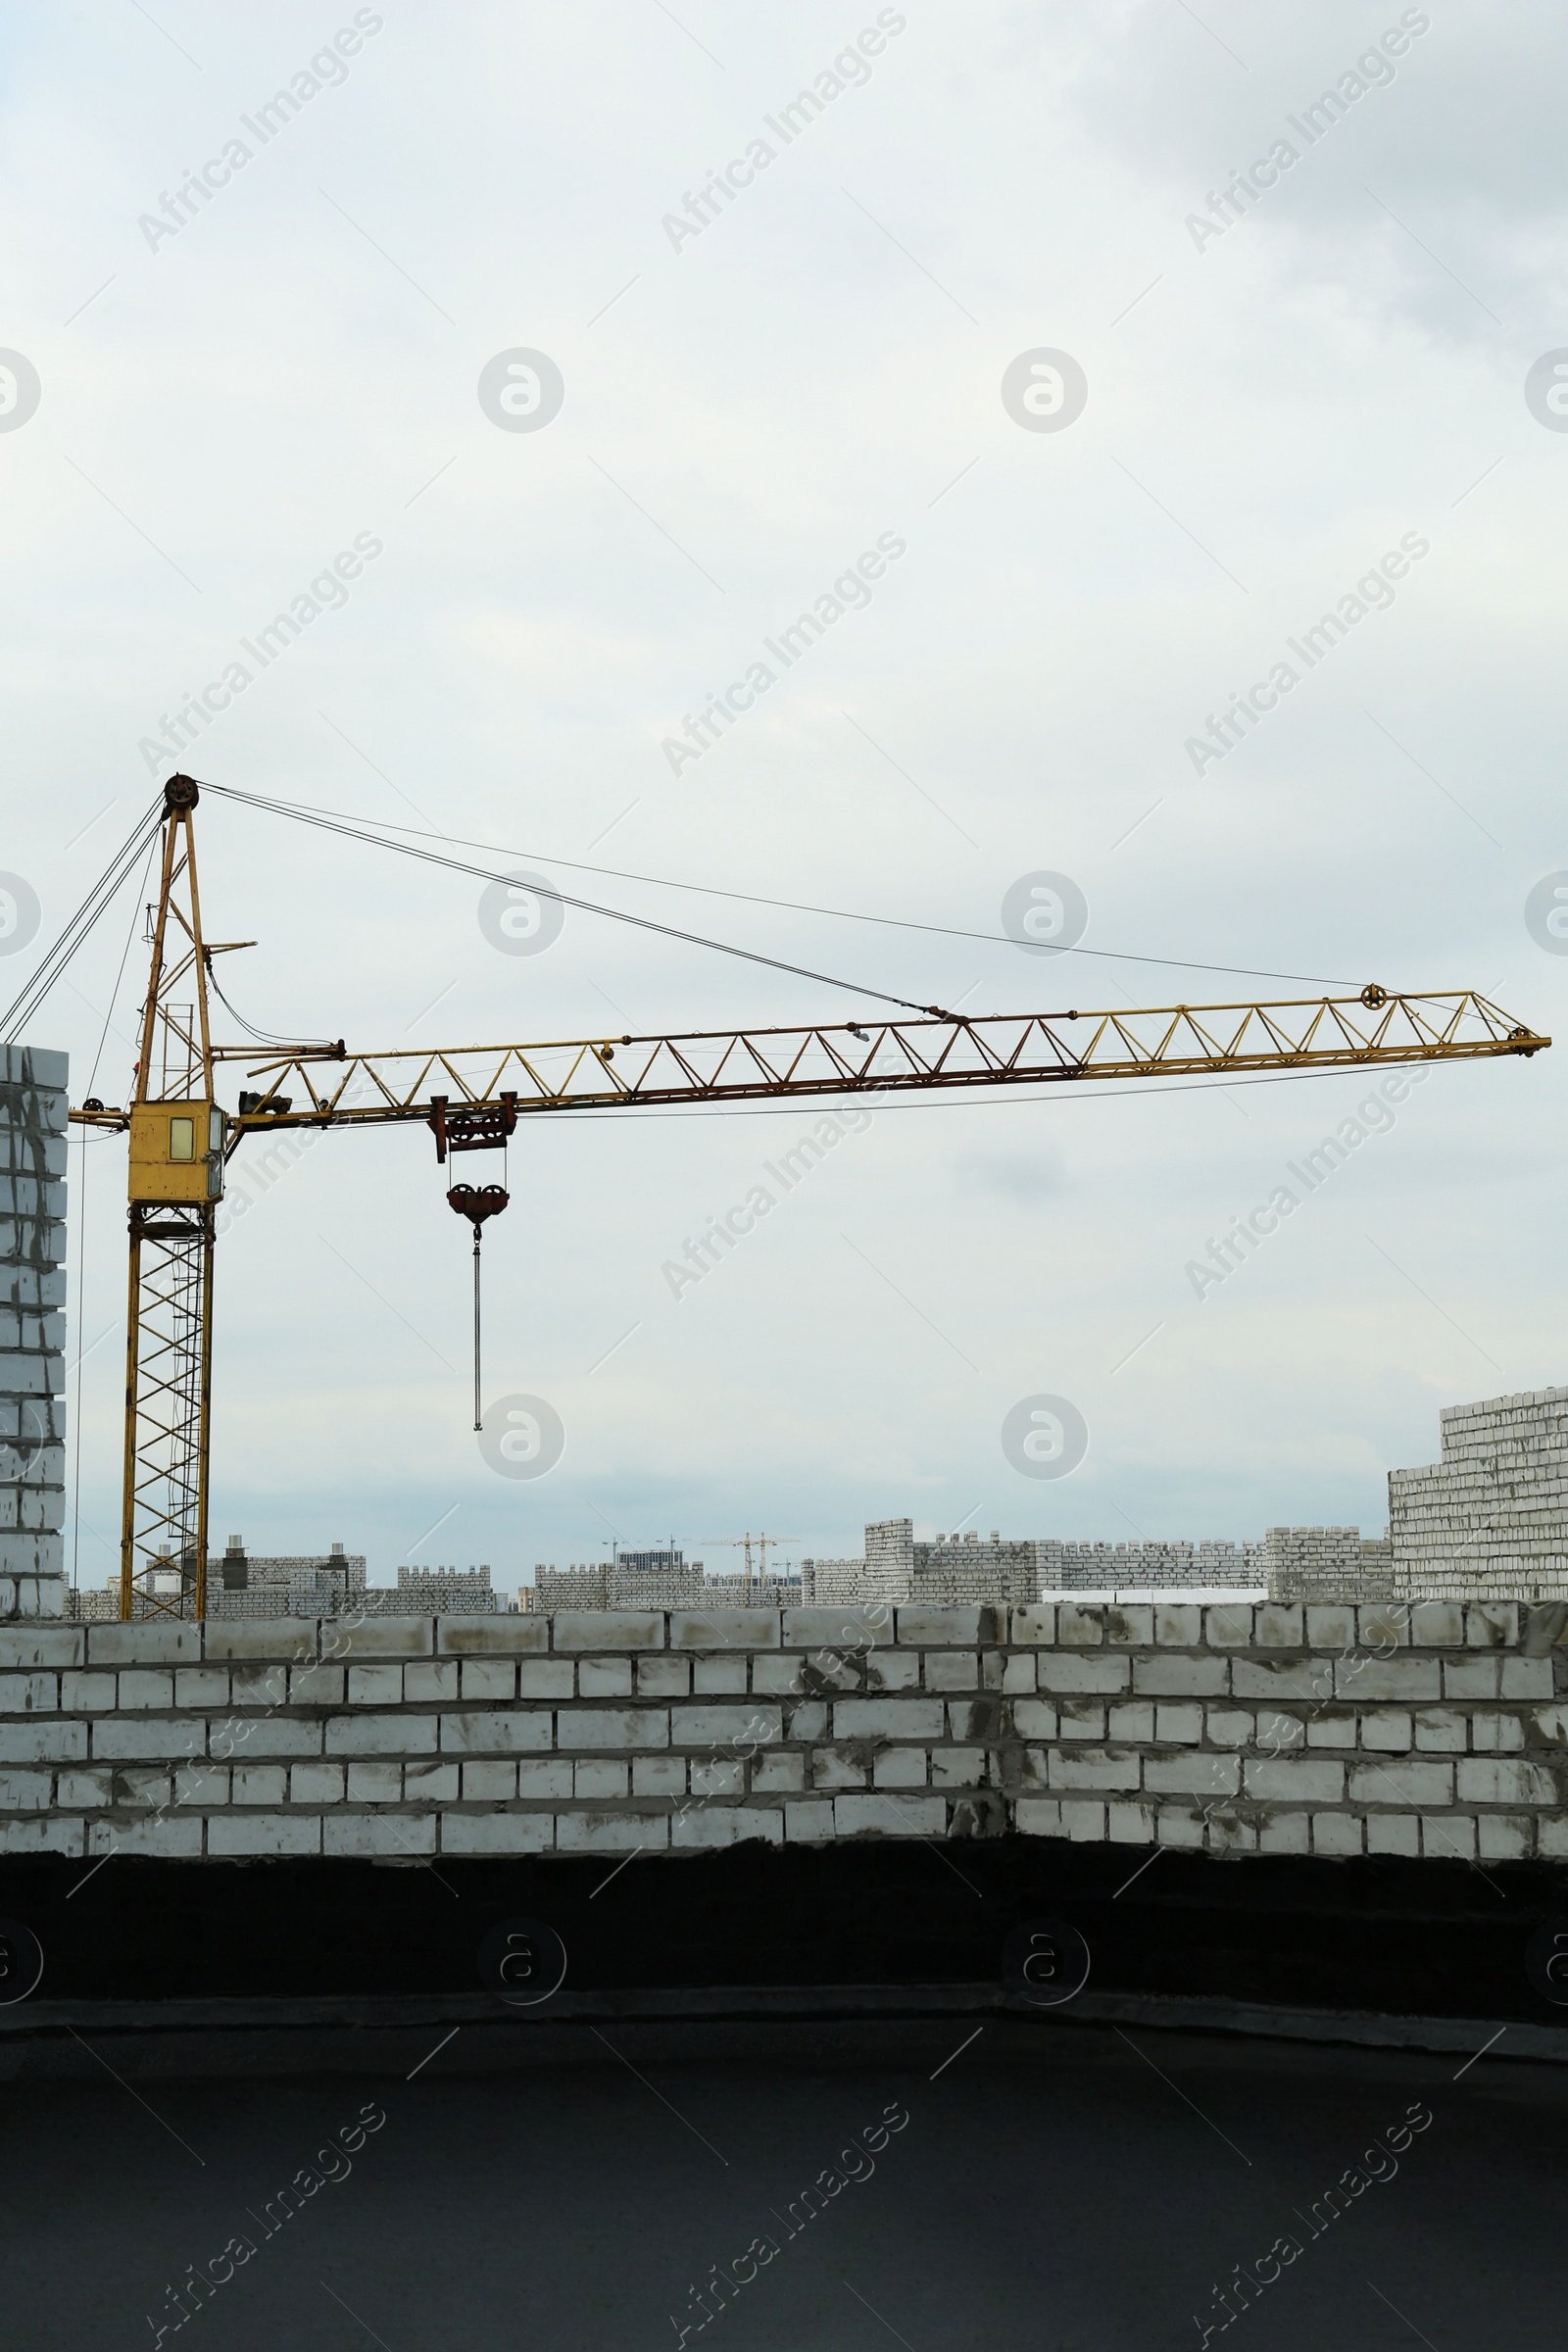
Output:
[1, 1045, 68, 1618]
[862, 1518, 913, 1603]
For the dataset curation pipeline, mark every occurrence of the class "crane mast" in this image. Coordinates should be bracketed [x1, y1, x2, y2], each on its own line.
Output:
[118, 776, 221, 1621]
[68, 776, 1551, 1621]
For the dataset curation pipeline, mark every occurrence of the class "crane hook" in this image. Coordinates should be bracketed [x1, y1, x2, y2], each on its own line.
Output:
[448, 1185, 510, 1430]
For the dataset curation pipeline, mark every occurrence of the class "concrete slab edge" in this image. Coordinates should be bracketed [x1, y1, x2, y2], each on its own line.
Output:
[0, 1983, 1562, 2078]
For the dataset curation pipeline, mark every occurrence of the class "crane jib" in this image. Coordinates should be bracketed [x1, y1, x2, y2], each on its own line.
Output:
[71, 1016, 1549, 1139]
[67, 994, 1547, 1138]
[210, 1011, 1542, 1131]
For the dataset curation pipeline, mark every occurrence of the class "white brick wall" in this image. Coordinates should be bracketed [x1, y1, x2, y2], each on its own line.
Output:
[1264, 1526, 1394, 1602]
[0, 1600, 1562, 1863]
[0, 1046, 67, 1621]
[1390, 1388, 1568, 1599]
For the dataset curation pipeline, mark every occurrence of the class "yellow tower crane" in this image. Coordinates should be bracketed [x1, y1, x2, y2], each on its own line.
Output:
[56, 776, 1551, 1620]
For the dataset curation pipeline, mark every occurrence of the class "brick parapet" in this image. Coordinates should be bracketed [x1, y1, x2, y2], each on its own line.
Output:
[0, 1600, 1563, 1866]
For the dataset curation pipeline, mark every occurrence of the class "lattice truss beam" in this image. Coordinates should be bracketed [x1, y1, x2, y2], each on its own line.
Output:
[215, 989, 1545, 1136]
[123, 1219, 210, 1618]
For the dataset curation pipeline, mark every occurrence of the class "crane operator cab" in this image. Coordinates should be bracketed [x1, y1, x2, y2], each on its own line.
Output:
[127, 1101, 225, 1205]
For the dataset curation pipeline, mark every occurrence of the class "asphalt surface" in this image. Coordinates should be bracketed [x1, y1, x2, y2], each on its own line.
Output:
[7, 2025, 1561, 2349]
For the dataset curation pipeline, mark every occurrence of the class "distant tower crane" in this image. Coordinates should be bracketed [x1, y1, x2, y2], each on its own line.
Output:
[32, 775, 1550, 1619]
[699, 1534, 804, 1598]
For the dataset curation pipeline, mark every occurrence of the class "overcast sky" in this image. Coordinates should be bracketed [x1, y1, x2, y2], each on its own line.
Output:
[5, 0, 1565, 1590]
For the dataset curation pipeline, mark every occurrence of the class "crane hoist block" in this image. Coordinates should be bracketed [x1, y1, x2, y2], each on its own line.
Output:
[128, 1101, 225, 1205]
